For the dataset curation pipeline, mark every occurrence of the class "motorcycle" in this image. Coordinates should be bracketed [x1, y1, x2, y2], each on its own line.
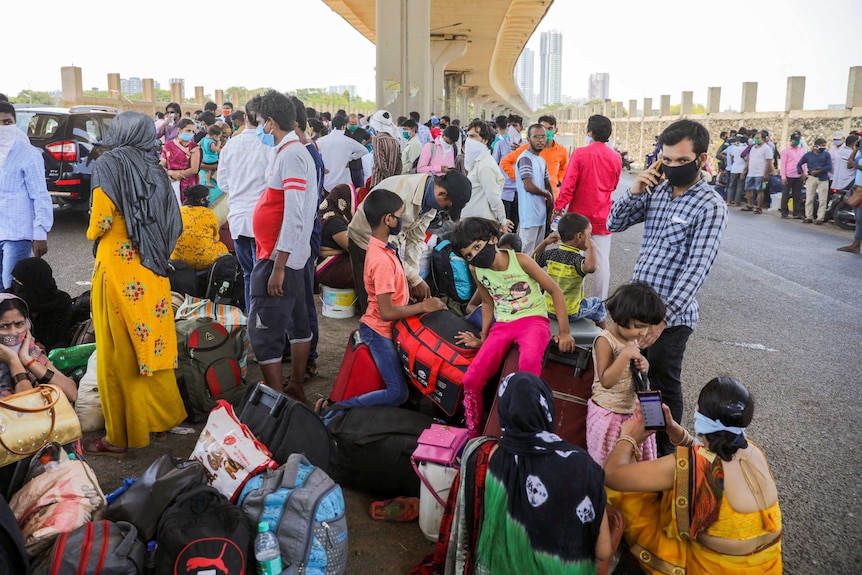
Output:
[617, 149, 633, 172]
[825, 188, 856, 231]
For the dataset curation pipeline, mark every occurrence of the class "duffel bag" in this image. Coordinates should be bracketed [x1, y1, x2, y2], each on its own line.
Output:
[392, 310, 479, 416]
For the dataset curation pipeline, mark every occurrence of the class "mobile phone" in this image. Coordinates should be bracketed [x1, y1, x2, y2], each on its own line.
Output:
[637, 390, 667, 430]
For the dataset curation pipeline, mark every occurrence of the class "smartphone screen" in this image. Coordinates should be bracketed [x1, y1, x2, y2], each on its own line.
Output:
[638, 391, 666, 430]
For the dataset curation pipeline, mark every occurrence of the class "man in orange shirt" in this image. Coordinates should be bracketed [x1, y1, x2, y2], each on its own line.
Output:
[500, 115, 569, 199]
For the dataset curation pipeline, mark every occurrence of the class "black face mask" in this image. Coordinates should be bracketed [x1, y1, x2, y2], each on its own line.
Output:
[663, 159, 700, 187]
[469, 242, 497, 268]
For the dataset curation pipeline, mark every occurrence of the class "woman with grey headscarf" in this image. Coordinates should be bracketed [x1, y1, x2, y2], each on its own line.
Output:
[83, 111, 186, 456]
[370, 110, 402, 187]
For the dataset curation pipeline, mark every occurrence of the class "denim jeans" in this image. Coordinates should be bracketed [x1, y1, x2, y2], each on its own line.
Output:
[304, 254, 319, 365]
[855, 204, 862, 244]
[234, 236, 256, 312]
[0, 240, 32, 290]
[334, 323, 409, 408]
[644, 325, 693, 456]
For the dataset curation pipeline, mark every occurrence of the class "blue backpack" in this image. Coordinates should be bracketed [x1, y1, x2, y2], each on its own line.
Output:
[238, 454, 347, 575]
[432, 239, 475, 303]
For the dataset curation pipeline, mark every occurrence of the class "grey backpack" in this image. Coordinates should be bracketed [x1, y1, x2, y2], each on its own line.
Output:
[34, 520, 144, 575]
[237, 453, 348, 575]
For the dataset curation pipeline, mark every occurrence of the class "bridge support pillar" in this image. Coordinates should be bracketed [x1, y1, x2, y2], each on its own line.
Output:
[376, 0, 431, 118]
[431, 37, 468, 117]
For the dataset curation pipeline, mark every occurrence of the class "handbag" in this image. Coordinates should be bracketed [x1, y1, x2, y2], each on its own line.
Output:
[190, 400, 277, 503]
[0, 386, 82, 468]
[411, 424, 469, 506]
[105, 454, 207, 541]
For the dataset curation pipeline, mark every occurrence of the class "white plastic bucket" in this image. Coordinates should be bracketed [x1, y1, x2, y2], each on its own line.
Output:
[417, 462, 459, 542]
[320, 285, 356, 319]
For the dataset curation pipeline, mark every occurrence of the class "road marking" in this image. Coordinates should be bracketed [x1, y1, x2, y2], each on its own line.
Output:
[75, 281, 92, 286]
[718, 341, 778, 352]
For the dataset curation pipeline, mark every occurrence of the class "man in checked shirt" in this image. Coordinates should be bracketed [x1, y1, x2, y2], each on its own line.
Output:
[607, 120, 727, 456]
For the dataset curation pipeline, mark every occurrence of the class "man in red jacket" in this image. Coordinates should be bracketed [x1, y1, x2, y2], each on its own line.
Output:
[553, 115, 621, 299]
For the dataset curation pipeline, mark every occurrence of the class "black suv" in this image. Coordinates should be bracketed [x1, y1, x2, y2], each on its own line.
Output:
[14, 105, 118, 211]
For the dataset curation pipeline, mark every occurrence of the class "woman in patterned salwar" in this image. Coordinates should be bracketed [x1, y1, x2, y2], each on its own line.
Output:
[83, 112, 186, 456]
[604, 377, 782, 574]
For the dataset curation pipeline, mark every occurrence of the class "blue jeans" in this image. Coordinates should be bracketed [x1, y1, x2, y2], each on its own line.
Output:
[855, 204, 862, 244]
[548, 297, 607, 324]
[0, 240, 32, 290]
[335, 323, 409, 408]
[234, 236, 256, 312]
[304, 254, 319, 365]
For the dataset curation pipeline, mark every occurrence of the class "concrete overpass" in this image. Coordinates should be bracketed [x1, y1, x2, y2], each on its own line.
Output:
[320, 0, 553, 120]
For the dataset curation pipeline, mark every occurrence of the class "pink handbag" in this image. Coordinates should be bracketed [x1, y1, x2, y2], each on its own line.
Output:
[411, 424, 469, 506]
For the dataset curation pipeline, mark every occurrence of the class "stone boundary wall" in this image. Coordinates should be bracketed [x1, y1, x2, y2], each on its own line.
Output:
[556, 108, 862, 171]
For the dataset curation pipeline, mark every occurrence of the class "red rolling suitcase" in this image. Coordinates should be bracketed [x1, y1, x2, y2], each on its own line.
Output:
[483, 342, 594, 449]
[329, 330, 386, 403]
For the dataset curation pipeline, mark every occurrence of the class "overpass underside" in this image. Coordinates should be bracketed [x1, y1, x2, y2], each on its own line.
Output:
[321, 0, 552, 120]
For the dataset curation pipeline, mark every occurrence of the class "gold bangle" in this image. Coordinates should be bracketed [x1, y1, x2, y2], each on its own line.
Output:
[616, 435, 640, 456]
[671, 429, 694, 447]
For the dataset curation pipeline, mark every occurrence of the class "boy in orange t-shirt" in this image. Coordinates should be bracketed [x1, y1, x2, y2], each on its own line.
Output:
[316, 189, 446, 413]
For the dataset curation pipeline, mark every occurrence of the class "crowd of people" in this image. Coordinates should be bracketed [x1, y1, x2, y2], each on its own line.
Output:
[10, 85, 862, 572]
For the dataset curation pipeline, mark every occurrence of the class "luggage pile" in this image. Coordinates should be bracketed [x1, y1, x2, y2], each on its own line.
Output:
[0, 382, 348, 575]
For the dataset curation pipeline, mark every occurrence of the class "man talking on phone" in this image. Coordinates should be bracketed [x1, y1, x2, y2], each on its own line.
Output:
[606, 120, 727, 455]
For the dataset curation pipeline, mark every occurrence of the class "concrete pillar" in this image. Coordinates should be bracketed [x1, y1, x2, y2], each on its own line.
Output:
[846, 66, 862, 108]
[231, 90, 240, 107]
[61, 66, 83, 107]
[681, 91, 693, 115]
[107, 73, 121, 98]
[629, 99, 638, 118]
[707, 87, 721, 114]
[170, 82, 183, 104]
[444, 73, 463, 119]
[459, 86, 477, 124]
[660, 95, 671, 116]
[215, 90, 224, 106]
[603, 101, 612, 117]
[376, 0, 431, 118]
[614, 102, 624, 118]
[142, 79, 155, 103]
[784, 77, 805, 112]
[643, 97, 653, 117]
[195, 87, 204, 106]
[741, 82, 757, 113]
[431, 38, 468, 118]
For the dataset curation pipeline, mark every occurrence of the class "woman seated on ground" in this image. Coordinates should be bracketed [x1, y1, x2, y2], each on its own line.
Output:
[423, 372, 611, 574]
[9, 257, 73, 351]
[170, 184, 229, 271]
[315, 183, 357, 290]
[0, 294, 76, 401]
[604, 376, 782, 574]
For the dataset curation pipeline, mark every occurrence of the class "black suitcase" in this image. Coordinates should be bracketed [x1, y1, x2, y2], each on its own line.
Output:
[235, 382, 333, 473]
[199, 253, 245, 310]
[323, 406, 433, 497]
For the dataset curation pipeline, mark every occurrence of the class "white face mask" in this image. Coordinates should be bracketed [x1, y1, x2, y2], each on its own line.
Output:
[464, 137, 486, 169]
[439, 137, 453, 154]
[507, 125, 522, 144]
[0, 125, 19, 168]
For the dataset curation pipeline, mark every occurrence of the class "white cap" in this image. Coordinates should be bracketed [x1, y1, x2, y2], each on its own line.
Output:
[832, 130, 844, 140]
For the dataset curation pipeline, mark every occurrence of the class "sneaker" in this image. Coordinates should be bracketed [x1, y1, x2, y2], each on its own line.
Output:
[814, 219, 824, 225]
[803, 218, 813, 224]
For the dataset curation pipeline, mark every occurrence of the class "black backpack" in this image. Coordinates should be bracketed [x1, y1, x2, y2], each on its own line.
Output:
[431, 239, 475, 304]
[154, 486, 252, 575]
[200, 254, 245, 310]
[167, 260, 200, 298]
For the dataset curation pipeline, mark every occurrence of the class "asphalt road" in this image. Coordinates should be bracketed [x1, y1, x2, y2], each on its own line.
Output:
[44, 174, 861, 574]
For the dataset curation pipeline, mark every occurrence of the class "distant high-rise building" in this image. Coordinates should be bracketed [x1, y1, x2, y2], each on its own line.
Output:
[539, 30, 562, 107]
[515, 48, 536, 110]
[120, 77, 143, 95]
[588, 73, 610, 102]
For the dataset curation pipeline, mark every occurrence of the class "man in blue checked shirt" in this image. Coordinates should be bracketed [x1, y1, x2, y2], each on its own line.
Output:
[0, 102, 53, 290]
[607, 120, 727, 456]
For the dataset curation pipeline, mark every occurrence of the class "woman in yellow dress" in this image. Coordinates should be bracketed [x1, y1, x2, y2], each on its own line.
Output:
[170, 184, 228, 271]
[604, 377, 782, 574]
[83, 111, 186, 456]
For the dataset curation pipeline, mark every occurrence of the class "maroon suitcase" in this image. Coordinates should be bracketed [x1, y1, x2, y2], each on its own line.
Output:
[483, 342, 594, 449]
[329, 330, 386, 403]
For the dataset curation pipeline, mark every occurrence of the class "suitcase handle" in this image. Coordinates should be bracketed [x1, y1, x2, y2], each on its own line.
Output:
[248, 384, 287, 417]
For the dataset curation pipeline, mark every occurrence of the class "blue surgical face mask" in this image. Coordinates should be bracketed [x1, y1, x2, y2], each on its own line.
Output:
[388, 214, 403, 236]
[422, 185, 442, 212]
[179, 132, 194, 142]
[402, 131, 410, 139]
[257, 123, 275, 147]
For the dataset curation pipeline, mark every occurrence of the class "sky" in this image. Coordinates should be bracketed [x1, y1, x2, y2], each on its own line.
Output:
[5, 0, 860, 113]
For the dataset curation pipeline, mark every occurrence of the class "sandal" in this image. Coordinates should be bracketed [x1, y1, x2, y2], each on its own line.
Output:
[151, 431, 168, 442]
[83, 437, 127, 458]
[837, 245, 861, 253]
[314, 398, 334, 415]
[753, 208, 763, 214]
[305, 363, 318, 380]
[369, 497, 420, 522]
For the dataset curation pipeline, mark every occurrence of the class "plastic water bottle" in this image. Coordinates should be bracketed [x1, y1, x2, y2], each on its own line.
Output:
[144, 541, 158, 575]
[254, 522, 282, 575]
[47, 343, 96, 372]
[550, 208, 565, 232]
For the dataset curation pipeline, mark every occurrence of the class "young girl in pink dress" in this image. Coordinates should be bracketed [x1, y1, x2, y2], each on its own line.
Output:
[588, 282, 665, 466]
